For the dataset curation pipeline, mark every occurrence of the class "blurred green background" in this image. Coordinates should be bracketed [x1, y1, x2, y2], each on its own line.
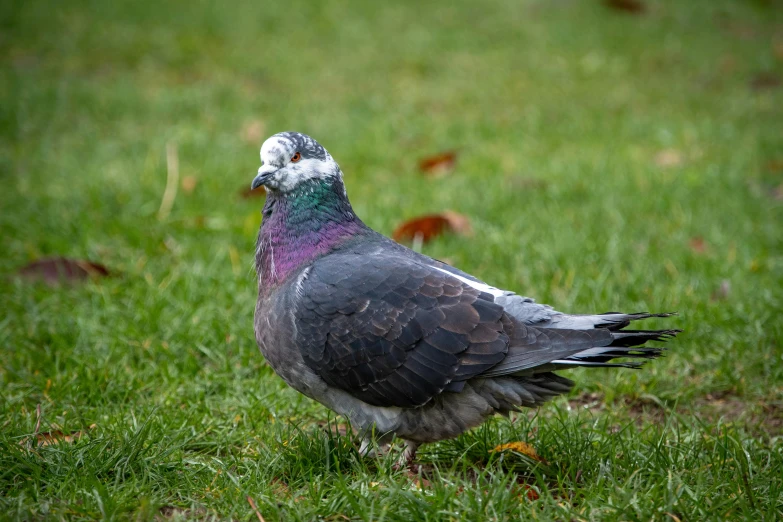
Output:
[1, 0, 782, 520]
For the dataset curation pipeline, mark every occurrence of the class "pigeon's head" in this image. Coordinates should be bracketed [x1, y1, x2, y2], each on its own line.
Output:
[251, 132, 340, 193]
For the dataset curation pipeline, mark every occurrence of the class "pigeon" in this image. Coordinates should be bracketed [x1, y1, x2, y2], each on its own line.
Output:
[251, 131, 679, 465]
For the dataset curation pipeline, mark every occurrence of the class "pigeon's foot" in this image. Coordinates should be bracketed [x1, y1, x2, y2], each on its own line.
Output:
[358, 439, 389, 459]
[392, 440, 420, 471]
[358, 438, 376, 458]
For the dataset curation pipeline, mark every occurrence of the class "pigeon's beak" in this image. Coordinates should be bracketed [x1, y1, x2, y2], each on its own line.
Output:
[251, 166, 276, 190]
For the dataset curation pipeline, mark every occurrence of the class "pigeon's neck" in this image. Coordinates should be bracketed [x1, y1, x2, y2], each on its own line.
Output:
[255, 177, 370, 289]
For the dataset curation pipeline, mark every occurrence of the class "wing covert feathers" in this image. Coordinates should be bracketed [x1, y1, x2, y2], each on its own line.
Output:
[294, 253, 679, 408]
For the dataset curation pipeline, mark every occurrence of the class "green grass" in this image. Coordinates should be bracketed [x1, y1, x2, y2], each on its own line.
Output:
[2, 0, 782, 519]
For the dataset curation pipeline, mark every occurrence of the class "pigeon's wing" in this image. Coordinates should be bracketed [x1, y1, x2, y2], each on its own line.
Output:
[293, 253, 611, 408]
[421, 258, 674, 331]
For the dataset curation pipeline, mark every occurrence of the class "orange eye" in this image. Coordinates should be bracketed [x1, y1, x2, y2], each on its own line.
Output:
[291, 152, 301, 163]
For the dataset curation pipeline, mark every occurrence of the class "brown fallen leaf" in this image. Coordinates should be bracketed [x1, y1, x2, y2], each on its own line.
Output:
[655, 149, 684, 168]
[689, 236, 707, 254]
[181, 175, 198, 193]
[750, 72, 781, 91]
[604, 0, 646, 14]
[765, 160, 783, 173]
[411, 475, 431, 489]
[18, 258, 110, 284]
[492, 441, 547, 464]
[21, 424, 96, 447]
[37, 430, 86, 446]
[514, 483, 540, 502]
[240, 185, 267, 199]
[419, 151, 457, 177]
[392, 211, 472, 244]
[441, 211, 472, 236]
[241, 120, 266, 145]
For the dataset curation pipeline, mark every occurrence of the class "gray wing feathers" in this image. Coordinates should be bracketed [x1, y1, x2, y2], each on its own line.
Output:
[294, 247, 678, 409]
[496, 292, 677, 332]
[494, 293, 557, 324]
[478, 327, 614, 378]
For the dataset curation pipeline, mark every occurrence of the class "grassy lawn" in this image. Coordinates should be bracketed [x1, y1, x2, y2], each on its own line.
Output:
[2, 0, 782, 519]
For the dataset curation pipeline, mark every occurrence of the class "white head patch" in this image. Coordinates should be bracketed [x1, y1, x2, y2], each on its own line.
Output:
[257, 132, 341, 193]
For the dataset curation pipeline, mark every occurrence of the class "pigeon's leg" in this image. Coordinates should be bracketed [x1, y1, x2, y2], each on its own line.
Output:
[358, 438, 390, 458]
[402, 440, 420, 463]
[393, 440, 420, 470]
[358, 438, 376, 458]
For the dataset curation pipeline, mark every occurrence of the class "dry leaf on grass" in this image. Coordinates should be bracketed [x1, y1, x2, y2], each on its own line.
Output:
[410, 475, 431, 490]
[654, 149, 684, 168]
[241, 120, 266, 144]
[440, 211, 472, 235]
[689, 236, 707, 254]
[419, 151, 457, 177]
[604, 0, 646, 14]
[21, 424, 97, 447]
[18, 258, 110, 284]
[392, 211, 472, 244]
[514, 483, 540, 502]
[181, 175, 198, 193]
[750, 72, 781, 91]
[492, 441, 547, 464]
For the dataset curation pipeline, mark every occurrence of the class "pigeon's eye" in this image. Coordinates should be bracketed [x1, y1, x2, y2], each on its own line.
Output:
[291, 152, 301, 163]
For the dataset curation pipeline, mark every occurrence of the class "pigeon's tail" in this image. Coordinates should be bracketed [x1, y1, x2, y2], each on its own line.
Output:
[550, 311, 678, 331]
[480, 312, 680, 378]
[551, 325, 680, 370]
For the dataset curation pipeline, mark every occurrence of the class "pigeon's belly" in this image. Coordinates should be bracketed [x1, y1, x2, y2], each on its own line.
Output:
[393, 383, 496, 443]
[314, 385, 494, 443]
[319, 388, 404, 440]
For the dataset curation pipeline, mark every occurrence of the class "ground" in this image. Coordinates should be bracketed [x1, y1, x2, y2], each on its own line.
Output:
[1, 0, 782, 520]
